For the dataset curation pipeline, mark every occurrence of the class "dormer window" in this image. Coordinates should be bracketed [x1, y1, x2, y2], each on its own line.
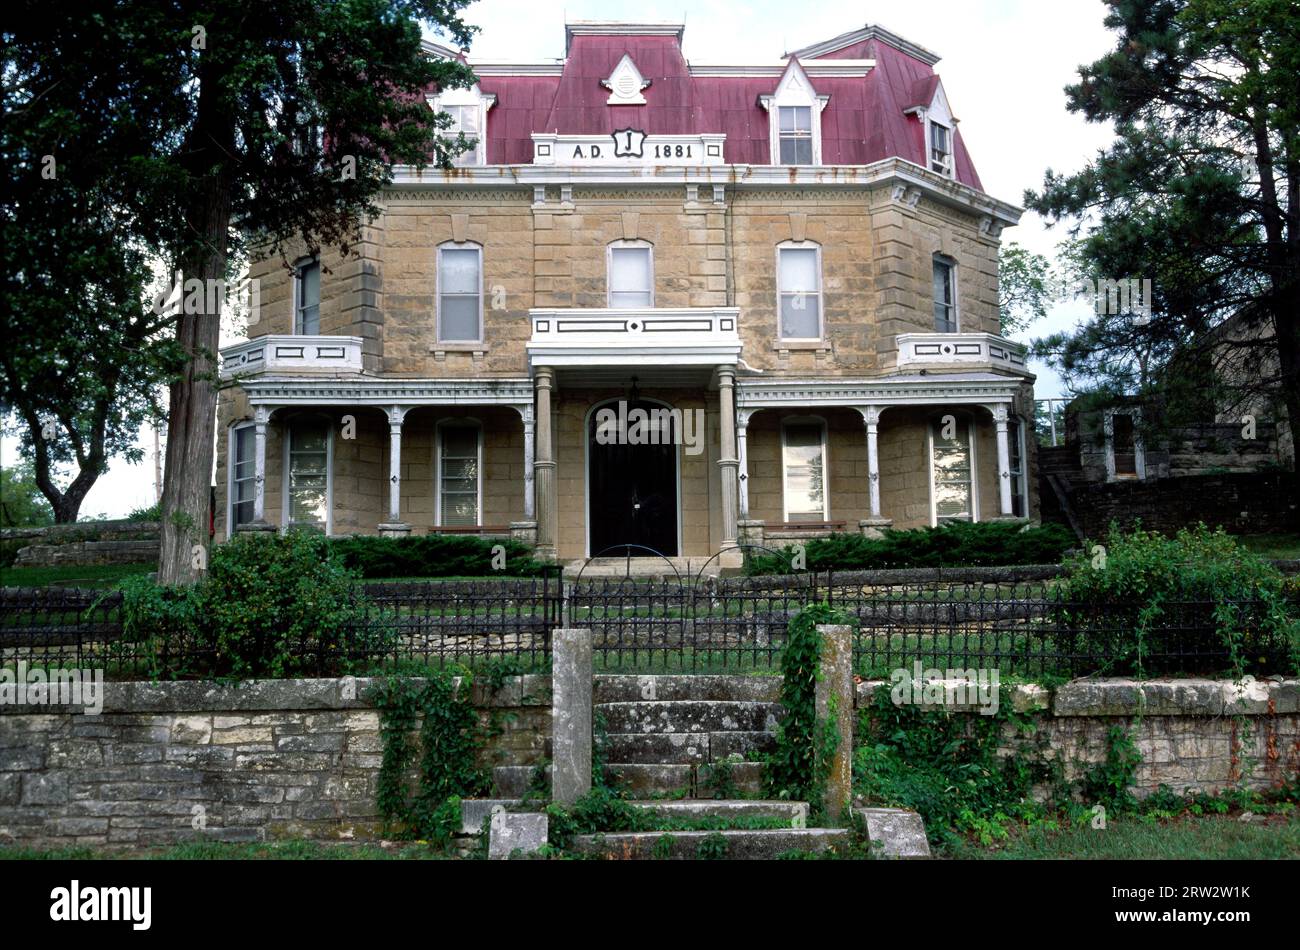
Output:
[760, 60, 828, 166]
[429, 86, 496, 167]
[930, 121, 952, 175]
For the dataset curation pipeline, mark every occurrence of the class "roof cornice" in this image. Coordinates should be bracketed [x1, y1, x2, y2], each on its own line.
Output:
[386, 157, 1023, 226]
[564, 21, 685, 53]
[787, 24, 941, 66]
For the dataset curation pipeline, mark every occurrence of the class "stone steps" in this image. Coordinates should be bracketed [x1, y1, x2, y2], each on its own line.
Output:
[463, 797, 809, 834]
[600, 730, 776, 764]
[596, 700, 781, 735]
[570, 827, 849, 859]
[606, 761, 764, 797]
[593, 675, 782, 704]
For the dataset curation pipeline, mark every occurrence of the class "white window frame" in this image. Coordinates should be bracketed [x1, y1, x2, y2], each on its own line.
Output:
[1104, 409, 1146, 481]
[281, 416, 334, 534]
[436, 241, 484, 344]
[291, 255, 320, 335]
[927, 413, 979, 526]
[434, 419, 484, 529]
[781, 416, 830, 522]
[1008, 415, 1029, 518]
[606, 240, 655, 308]
[932, 254, 959, 333]
[227, 421, 256, 534]
[776, 242, 824, 342]
[760, 60, 827, 166]
[428, 86, 495, 166]
[928, 119, 953, 177]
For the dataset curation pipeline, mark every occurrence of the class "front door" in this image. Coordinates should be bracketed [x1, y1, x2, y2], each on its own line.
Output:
[588, 400, 678, 556]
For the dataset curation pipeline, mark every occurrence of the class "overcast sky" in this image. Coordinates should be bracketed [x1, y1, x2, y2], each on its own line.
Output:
[2, 0, 1119, 519]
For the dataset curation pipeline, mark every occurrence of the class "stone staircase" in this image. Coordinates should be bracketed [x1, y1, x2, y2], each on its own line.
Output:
[595, 675, 782, 797]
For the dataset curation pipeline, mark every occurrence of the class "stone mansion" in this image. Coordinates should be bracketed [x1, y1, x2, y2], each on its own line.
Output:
[215, 20, 1037, 566]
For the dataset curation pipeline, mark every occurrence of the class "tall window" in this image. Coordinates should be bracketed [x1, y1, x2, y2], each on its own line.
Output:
[608, 242, 653, 308]
[437, 423, 481, 527]
[782, 420, 827, 522]
[1008, 416, 1027, 517]
[930, 121, 952, 176]
[294, 257, 320, 335]
[229, 423, 255, 529]
[442, 103, 481, 167]
[778, 105, 813, 165]
[933, 257, 957, 332]
[778, 244, 822, 340]
[286, 419, 330, 530]
[930, 416, 974, 524]
[437, 244, 482, 342]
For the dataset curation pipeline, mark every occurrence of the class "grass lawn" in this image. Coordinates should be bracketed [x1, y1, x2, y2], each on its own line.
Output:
[0, 562, 155, 588]
[946, 813, 1300, 860]
[1236, 532, 1300, 560]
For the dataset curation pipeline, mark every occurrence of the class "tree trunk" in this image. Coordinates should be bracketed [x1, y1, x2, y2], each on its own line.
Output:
[156, 58, 234, 585]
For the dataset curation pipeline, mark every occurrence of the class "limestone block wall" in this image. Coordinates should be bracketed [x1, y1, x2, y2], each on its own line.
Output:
[0, 676, 549, 849]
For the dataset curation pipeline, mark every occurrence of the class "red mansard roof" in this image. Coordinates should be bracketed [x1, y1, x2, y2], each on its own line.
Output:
[444, 23, 983, 190]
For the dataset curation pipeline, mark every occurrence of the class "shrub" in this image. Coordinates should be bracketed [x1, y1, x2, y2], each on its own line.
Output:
[125, 502, 161, 522]
[121, 530, 392, 678]
[746, 521, 1076, 575]
[326, 534, 549, 579]
[1056, 523, 1299, 676]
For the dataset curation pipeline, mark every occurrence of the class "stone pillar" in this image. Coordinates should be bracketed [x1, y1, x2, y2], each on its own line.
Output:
[814, 624, 854, 824]
[857, 406, 891, 537]
[534, 368, 557, 560]
[551, 628, 592, 805]
[991, 404, 1013, 517]
[717, 367, 739, 546]
[379, 406, 412, 536]
[736, 409, 752, 520]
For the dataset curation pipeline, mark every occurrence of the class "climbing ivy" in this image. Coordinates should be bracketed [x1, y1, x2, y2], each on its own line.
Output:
[367, 670, 489, 846]
[763, 602, 852, 814]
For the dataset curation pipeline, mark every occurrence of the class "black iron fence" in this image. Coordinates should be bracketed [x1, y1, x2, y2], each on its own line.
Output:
[1, 567, 1294, 679]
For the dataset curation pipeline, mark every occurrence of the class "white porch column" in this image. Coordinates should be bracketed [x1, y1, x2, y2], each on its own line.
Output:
[717, 367, 739, 547]
[991, 404, 1014, 516]
[534, 367, 557, 560]
[856, 405, 891, 538]
[521, 404, 536, 521]
[252, 405, 270, 525]
[380, 406, 412, 535]
[736, 409, 752, 520]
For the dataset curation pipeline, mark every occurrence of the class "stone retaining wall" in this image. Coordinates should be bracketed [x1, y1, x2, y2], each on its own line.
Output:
[1, 674, 1296, 849]
[0, 676, 549, 849]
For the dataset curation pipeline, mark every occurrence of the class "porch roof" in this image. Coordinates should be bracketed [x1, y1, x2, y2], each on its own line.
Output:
[736, 372, 1026, 409]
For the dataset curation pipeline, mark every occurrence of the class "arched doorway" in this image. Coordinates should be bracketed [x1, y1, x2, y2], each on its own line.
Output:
[586, 397, 680, 556]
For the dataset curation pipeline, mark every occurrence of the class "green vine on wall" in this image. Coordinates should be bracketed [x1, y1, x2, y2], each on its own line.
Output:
[367, 669, 489, 846]
[764, 603, 850, 818]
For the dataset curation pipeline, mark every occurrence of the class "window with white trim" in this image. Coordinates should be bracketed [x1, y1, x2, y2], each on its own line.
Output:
[437, 243, 482, 342]
[782, 419, 827, 522]
[229, 422, 255, 529]
[778, 244, 822, 340]
[430, 86, 493, 167]
[608, 241, 653, 308]
[929, 121, 952, 176]
[294, 257, 320, 335]
[778, 106, 813, 165]
[930, 416, 974, 524]
[285, 419, 331, 531]
[1008, 416, 1027, 518]
[933, 256, 957, 332]
[437, 422, 481, 527]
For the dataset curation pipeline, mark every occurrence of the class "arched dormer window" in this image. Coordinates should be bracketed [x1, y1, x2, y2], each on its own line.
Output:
[428, 85, 496, 166]
[759, 61, 828, 166]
